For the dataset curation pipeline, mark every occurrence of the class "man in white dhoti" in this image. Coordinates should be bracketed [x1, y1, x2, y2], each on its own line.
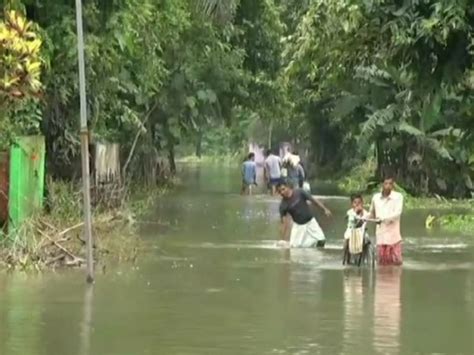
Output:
[277, 182, 332, 248]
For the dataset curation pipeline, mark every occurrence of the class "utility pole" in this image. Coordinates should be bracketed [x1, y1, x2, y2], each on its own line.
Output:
[75, 0, 94, 283]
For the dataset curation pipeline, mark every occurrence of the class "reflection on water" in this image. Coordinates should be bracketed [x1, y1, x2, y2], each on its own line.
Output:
[374, 268, 401, 355]
[341, 268, 403, 355]
[342, 270, 368, 355]
[79, 285, 94, 355]
[0, 164, 473, 355]
[1, 274, 41, 355]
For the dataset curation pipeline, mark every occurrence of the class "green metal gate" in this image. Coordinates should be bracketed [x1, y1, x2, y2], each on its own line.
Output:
[0, 152, 9, 227]
[8, 136, 46, 228]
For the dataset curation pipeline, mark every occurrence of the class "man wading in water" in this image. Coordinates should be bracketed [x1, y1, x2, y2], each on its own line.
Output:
[241, 153, 257, 195]
[264, 149, 282, 195]
[277, 181, 332, 248]
[369, 174, 404, 265]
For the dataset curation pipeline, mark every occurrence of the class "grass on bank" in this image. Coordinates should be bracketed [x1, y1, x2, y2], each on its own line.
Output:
[0, 180, 170, 271]
[320, 159, 474, 235]
[437, 214, 474, 235]
[331, 158, 472, 207]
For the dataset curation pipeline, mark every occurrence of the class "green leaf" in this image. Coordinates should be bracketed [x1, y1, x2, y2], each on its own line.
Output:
[186, 96, 196, 109]
[425, 138, 452, 161]
[197, 90, 207, 101]
[398, 122, 423, 137]
[360, 105, 396, 142]
[331, 94, 362, 119]
[421, 93, 442, 132]
[431, 128, 462, 138]
[207, 89, 217, 103]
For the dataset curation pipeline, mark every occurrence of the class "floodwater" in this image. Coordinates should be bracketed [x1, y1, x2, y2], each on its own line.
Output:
[0, 164, 473, 355]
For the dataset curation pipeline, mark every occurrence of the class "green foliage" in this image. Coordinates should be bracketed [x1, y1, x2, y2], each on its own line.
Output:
[46, 180, 82, 223]
[0, 10, 42, 101]
[0, 10, 43, 149]
[284, 0, 474, 197]
[10, 0, 251, 177]
[439, 213, 474, 235]
[337, 159, 376, 194]
[197, 0, 238, 23]
[3, 0, 473, 199]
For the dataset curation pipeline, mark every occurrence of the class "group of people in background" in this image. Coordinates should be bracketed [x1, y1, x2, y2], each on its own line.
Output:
[241, 150, 404, 266]
[240, 148, 306, 196]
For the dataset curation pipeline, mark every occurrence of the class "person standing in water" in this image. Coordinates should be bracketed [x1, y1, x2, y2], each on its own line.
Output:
[283, 155, 300, 188]
[283, 150, 306, 189]
[277, 181, 331, 248]
[264, 149, 282, 195]
[241, 153, 257, 195]
[369, 175, 404, 265]
[296, 162, 305, 188]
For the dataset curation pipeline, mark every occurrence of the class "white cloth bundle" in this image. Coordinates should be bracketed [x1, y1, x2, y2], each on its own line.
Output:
[348, 228, 364, 254]
[282, 153, 300, 167]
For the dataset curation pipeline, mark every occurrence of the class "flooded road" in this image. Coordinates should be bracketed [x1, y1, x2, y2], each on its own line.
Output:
[1, 164, 474, 355]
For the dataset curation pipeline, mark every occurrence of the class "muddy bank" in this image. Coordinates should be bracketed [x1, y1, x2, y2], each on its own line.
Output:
[0, 181, 169, 270]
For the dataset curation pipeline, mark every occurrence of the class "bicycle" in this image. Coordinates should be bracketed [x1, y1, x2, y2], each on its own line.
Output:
[342, 218, 379, 269]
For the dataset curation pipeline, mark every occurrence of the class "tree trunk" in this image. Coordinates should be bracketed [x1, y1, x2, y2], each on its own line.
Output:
[268, 122, 273, 150]
[195, 130, 202, 158]
[168, 144, 176, 174]
[375, 139, 384, 180]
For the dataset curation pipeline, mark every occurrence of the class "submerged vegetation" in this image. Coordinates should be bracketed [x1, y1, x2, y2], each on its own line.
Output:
[439, 214, 474, 235]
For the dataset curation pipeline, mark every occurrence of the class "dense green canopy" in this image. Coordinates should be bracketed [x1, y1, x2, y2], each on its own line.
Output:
[1, 0, 473, 196]
[284, 0, 474, 196]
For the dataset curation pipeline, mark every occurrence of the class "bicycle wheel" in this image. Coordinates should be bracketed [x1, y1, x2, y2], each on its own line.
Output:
[342, 244, 350, 265]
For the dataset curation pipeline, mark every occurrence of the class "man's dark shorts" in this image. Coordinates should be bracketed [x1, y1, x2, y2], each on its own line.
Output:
[269, 177, 282, 186]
